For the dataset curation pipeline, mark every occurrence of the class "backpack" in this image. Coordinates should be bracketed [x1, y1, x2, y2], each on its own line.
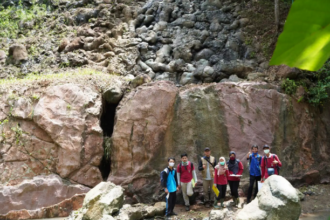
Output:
[179, 161, 193, 173]
[160, 168, 169, 187]
[264, 154, 280, 175]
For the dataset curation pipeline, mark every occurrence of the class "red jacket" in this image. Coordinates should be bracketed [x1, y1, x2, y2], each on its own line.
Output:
[227, 161, 244, 181]
[261, 154, 282, 179]
[214, 168, 229, 185]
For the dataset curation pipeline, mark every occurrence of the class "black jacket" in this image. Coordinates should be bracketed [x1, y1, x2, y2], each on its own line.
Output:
[161, 167, 178, 188]
[198, 156, 217, 171]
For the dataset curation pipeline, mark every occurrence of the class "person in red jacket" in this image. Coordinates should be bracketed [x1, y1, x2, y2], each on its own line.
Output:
[213, 157, 229, 208]
[261, 145, 282, 181]
[227, 151, 244, 207]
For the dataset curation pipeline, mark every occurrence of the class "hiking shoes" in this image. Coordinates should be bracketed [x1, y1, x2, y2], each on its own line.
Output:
[185, 206, 190, 211]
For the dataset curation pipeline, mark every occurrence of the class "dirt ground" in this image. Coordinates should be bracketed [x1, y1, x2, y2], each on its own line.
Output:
[156, 184, 330, 220]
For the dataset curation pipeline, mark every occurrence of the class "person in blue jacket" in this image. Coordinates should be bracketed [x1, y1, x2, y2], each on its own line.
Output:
[161, 157, 179, 217]
[246, 145, 262, 203]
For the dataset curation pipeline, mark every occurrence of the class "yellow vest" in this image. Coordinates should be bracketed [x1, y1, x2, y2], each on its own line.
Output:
[201, 156, 215, 179]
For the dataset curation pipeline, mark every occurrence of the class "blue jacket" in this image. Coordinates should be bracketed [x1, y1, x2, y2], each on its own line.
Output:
[247, 153, 261, 176]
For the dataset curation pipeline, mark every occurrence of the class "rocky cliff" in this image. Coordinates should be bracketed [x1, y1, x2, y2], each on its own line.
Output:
[109, 81, 330, 203]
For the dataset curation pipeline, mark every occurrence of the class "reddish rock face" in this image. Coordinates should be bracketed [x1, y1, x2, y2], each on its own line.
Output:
[0, 175, 89, 218]
[109, 81, 330, 202]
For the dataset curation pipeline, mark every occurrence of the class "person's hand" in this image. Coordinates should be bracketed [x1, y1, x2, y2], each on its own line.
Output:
[272, 160, 279, 165]
[178, 185, 181, 190]
[165, 188, 169, 194]
[261, 178, 265, 182]
[247, 151, 251, 157]
[203, 164, 206, 169]
[213, 184, 217, 188]
[176, 187, 179, 191]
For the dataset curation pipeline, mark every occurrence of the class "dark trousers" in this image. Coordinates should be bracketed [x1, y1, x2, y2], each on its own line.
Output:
[228, 180, 240, 198]
[166, 191, 176, 215]
[247, 175, 261, 202]
[216, 184, 227, 200]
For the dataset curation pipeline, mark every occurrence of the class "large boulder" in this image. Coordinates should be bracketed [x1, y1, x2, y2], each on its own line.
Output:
[236, 175, 301, 220]
[114, 202, 166, 220]
[82, 182, 124, 220]
[109, 81, 330, 202]
[0, 175, 89, 219]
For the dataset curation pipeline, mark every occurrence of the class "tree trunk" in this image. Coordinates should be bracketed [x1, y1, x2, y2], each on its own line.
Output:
[275, 0, 280, 32]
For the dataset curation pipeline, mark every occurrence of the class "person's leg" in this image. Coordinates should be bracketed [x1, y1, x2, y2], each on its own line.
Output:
[228, 180, 234, 197]
[168, 192, 176, 215]
[181, 183, 190, 207]
[220, 184, 227, 207]
[203, 180, 210, 204]
[247, 175, 255, 203]
[165, 194, 169, 216]
[209, 179, 215, 202]
[233, 181, 240, 206]
[254, 176, 261, 198]
[172, 191, 177, 214]
[187, 181, 193, 196]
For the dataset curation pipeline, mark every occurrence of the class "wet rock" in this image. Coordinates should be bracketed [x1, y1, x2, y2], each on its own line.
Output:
[8, 44, 28, 64]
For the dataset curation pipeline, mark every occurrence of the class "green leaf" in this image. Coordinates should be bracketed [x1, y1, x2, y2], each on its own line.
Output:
[270, 0, 330, 71]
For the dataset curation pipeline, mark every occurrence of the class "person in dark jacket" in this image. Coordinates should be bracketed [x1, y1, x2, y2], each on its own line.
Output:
[227, 151, 244, 207]
[161, 157, 179, 217]
[246, 145, 262, 203]
[198, 147, 217, 208]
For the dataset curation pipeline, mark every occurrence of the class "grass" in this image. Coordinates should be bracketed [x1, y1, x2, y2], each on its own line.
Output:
[0, 2, 48, 38]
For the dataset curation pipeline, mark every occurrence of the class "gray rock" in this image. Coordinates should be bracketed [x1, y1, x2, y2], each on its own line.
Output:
[130, 74, 152, 88]
[0, 50, 6, 61]
[239, 18, 249, 27]
[236, 175, 301, 220]
[209, 208, 228, 220]
[180, 72, 196, 85]
[194, 49, 214, 61]
[247, 72, 265, 81]
[103, 84, 123, 104]
[82, 182, 124, 220]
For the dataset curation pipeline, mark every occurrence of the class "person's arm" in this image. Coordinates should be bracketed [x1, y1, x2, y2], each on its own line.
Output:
[198, 158, 204, 171]
[213, 158, 217, 167]
[161, 171, 167, 188]
[174, 170, 178, 187]
[177, 172, 181, 185]
[275, 155, 282, 167]
[261, 158, 265, 179]
[247, 152, 251, 160]
[237, 161, 244, 175]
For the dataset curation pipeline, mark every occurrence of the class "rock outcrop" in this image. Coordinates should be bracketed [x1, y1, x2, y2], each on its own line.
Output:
[0, 174, 89, 220]
[0, 72, 127, 218]
[66, 181, 166, 220]
[109, 80, 330, 203]
[236, 175, 301, 220]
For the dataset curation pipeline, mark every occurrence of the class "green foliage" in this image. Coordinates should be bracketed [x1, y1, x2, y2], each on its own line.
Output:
[281, 78, 298, 95]
[270, 0, 330, 71]
[0, 2, 48, 38]
[103, 137, 112, 160]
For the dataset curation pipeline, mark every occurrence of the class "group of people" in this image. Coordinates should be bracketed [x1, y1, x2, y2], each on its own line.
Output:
[160, 145, 282, 217]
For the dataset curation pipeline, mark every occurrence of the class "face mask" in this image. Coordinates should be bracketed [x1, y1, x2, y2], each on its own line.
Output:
[182, 162, 188, 165]
[230, 157, 235, 160]
[264, 149, 270, 154]
[220, 162, 225, 166]
[169, 162, 175, 167]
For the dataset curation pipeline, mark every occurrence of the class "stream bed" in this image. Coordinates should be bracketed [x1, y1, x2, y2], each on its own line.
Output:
[299, 211, 330, 220]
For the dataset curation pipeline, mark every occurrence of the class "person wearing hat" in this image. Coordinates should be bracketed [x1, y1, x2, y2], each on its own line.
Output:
[227, 151, 244, 207]
[198, 147, 217, 208]
[261, 145, 282, 181]
[177, 153, 197, 211]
